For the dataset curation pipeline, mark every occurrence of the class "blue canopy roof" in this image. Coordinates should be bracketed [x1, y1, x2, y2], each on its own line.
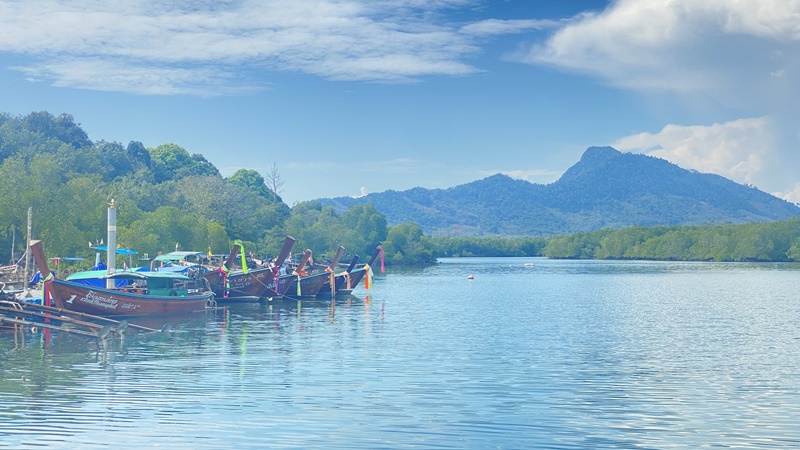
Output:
[67, 268, 149, 281]
[154, 251, 206, 262]
[92, 245, 138, 255]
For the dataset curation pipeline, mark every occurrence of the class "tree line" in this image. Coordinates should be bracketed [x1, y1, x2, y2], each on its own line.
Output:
[540, 219, 800, 262]
[0, 111, 433, 268]
[2, 111, 799, 269]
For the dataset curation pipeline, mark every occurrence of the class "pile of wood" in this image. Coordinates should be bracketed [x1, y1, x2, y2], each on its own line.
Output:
[0, 300, 170, 341]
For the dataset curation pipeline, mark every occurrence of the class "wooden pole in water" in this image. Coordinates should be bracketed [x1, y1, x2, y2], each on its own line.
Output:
[24, 207, 31, 291]
[106, 199, 117, 289]
[10, 223, 14, 264]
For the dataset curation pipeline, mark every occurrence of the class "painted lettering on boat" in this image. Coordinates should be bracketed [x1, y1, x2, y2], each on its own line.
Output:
[230, 271, 267, 289]
[78, 290, 139, 311]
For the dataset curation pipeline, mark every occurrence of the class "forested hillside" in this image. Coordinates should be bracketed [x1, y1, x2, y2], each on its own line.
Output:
[4, 111, 800, 267]
[319, 146, 800, 235]
[0, 111, 432, 266]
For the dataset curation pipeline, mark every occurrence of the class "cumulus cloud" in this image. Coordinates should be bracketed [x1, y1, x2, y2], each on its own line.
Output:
[354, 187, 368, 198]
[0, 0, 488, 94]
[524, 0, 800, 104]
[522, 0, 800, 201]
[613, 117, 775, 186]
[780, 182, 800, 204]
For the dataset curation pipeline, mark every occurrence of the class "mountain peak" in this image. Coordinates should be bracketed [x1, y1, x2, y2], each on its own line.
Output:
[316, 146, 800, 236]
[580, 146, 621, 162]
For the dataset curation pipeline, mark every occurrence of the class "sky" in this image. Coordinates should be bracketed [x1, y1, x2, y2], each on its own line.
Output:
[1, 0, 799, 206]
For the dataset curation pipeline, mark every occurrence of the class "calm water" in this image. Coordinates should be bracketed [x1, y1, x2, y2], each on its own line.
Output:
[2, 258, 800, 449]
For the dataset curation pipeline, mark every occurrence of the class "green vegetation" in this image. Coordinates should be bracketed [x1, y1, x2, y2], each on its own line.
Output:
[542, 219, 800, 262]
[319, 147, 800, 236]
[0, 111, 432, 267]
[2, 111, 799, 269]
[431, 236, 547, 257]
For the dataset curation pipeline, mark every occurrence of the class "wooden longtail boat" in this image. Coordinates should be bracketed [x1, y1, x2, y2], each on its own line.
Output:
[314, 246, 346, 298]
[317, 254, 358, 297]
[312, 246, 356, 298]
[277, 249, 325, 299]
[324, 245, 384, 296]
[203, 236, 295, 302]
[30, 240, 213, 317]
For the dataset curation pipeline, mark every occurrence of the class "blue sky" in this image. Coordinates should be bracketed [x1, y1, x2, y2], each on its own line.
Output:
[1, 0, 799, 205]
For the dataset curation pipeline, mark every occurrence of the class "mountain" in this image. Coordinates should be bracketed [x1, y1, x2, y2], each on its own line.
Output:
[317, 146, 800, 236]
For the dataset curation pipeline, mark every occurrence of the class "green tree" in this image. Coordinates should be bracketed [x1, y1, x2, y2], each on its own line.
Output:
[339, 201, 388, 257]
[786, 237, 800, 261]
[149, 143, 220, 182]
[24, 112, 92, 149]
[119, 206, 229, 256]
[126, 141, 151, 170]
[382, 222, 434, 265]
[227, 169, 274, 200]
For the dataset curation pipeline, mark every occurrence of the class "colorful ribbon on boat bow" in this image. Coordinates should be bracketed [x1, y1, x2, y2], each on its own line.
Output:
[42, 272, 54, 308]
[364, 264, 374, 290]
[326, 266, 335, 296]
[218, 265, 231, 298]
[234, 240, 248, 274]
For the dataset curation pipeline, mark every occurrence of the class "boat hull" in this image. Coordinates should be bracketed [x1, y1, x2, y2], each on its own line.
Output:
[278, 272, 330, 299]
[318, 273, 350, 296]
[47, 279, 211, 317]
[204, 267, 277, 302]
[346, 267, 368, 290]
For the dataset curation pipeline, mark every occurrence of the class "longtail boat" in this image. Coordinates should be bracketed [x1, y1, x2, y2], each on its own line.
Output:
[327, 245, 384, 295]
[204, 236, 295, 302]
[30, 240, 213, 317]
[277, 246, 343, 299]
[314, 246, 358, 297]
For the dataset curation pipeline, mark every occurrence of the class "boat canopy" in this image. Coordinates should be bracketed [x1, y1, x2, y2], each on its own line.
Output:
[67, 268, 144, 287]
[67, 268, 148, 281]
[92, 245, 138, 255]
[154, 251, 206, 263]
[103, 271, 192, 280]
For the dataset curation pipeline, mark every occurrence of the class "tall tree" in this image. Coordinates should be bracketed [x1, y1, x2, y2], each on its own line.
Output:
[149, 143, 220, 182]
[382, 222, 434, 264]
[265, 161, 285, 204]
[228, 169, 272, 199]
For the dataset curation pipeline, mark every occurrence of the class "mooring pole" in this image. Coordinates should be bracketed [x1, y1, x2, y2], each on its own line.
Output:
[24, 207, 31, 293]
[106, 199, 117, 289]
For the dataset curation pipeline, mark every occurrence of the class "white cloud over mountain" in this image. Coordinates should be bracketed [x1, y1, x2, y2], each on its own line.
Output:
[526, 0, 800, 203]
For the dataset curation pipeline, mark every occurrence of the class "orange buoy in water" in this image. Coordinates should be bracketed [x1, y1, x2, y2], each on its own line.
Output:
[467, 275, 474, 280]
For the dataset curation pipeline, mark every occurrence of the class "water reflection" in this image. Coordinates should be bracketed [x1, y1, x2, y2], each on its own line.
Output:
[2, 261, 800, 449]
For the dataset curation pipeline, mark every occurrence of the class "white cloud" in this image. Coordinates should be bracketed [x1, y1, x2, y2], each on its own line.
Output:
[460, 19, 559, 36]
[13, 58, 259, 96]
[523, 0, 800, 203]
[0, 0, 484, 94]
[524, 0, 800, 102]
[779, 182, 800, 204]
[354, 187, 368, 198]
[613, 117, 774, 186]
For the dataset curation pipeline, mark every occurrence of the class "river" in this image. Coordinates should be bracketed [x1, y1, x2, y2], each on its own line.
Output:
[2, 257, 799, 449]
